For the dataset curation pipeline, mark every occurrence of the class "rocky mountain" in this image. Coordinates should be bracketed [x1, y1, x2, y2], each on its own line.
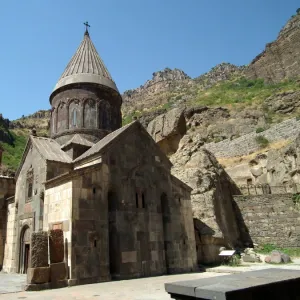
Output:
[246, 13, 300, 83]
[10, 110, 50, 137]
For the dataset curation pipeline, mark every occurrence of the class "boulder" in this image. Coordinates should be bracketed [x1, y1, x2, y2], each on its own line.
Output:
[147, 108, 186, 155]
[269, 250, 292, 264]
[241, 248, 261, 263]
[281, 253, 291, 263]
[270, 250, 282, 263]
[265, 256, 271, 263]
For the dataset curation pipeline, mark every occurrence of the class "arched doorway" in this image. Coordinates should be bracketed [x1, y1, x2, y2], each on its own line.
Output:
[19, 226, 31, 274]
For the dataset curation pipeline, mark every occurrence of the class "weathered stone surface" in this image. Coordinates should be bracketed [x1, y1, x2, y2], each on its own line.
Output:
[206, 118, 300, 159]
[147, 108, 186, 155]
[270, 250, 283, 264]
[246, 14, 300, 83]
[27, 267, 50, 284]
[49, 229, 64, 263]
[241, 248, 261, 263]
[31, 232, 48, 268]
[281, 253, 291, 264]
[50, 262, 67, 282]
[170, 134, 247, 264]
[165, 268, 300, 300]
[265, 256, 271, 263]
[234, 194, 300, 248]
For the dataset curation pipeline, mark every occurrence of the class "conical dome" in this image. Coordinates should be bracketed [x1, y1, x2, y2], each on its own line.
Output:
[52, 31, 118, 94]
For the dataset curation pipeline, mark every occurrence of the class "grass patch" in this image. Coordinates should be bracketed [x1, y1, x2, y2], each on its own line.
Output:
[191, 77, 300, 107]
[255, 135, 269, 148]
[222, 254, 242, 267]
[257, 244, 300, 257]
[1, 132, 27, 170]
[256, 127, 265, 133]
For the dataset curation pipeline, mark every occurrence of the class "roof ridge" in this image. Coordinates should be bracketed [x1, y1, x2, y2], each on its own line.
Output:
[74, 121, 138, 162]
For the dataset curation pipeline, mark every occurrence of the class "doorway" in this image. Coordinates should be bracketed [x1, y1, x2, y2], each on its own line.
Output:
[19, 226, 31, 274]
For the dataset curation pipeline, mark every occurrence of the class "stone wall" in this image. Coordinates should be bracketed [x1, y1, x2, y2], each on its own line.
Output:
[0, 177, 15, 271]
[71, 165, 110, 284]
[44, 180, 72, 270]
[234, 194, 300, 248]
[205, 118, 300, 158]
[2, 201, 17, 272]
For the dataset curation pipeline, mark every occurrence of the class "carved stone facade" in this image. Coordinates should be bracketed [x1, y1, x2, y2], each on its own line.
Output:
[50, 84, 122, 145]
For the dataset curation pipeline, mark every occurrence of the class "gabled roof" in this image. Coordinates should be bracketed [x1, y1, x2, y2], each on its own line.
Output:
[51, 31, 118, 95]
[73, 122, 134, 162]
[16, 136, 72, 178]
[74, 121, 173, 168]
[61, 134, 94, 149]
[31, 136, 72, 163]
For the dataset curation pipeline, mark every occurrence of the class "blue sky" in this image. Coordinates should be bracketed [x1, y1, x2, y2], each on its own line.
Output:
[0, 0, 298, 120]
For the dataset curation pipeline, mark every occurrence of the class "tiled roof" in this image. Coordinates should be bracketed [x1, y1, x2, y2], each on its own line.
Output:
[61, 134, 94, 149]
[52, 31, 118, 93]
[31, 136, 72, 163]
[74, 121, 136, 162]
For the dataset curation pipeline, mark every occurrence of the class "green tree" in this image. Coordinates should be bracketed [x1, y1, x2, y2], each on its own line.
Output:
[297, 8, 300, 15]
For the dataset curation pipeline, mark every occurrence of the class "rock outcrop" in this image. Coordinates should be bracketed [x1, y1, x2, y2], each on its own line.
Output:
[169, 133, 245, 264]
[195, 63, 245, 89]
[10, 110, 50, 137]
[265, 90, 300, 114]
[147, 108, 186, 155]
[226, 132, 300, 189]
[123, 68, 191, 103]
[246, 14, 300, 83]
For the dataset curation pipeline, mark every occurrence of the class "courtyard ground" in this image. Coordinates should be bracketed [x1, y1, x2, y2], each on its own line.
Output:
[1, 258, 300, 300]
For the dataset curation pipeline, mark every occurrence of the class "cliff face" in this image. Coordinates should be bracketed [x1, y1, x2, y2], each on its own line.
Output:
[246, 14, 300, 83]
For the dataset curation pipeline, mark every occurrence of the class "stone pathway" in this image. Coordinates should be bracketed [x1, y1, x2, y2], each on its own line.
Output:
[0, 272, 228, 300]
[0, 272, 26, 294]
[1, 259, 300, 300]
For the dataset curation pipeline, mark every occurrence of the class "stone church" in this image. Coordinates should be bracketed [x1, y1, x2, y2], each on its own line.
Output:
[0, 28, 197, 286]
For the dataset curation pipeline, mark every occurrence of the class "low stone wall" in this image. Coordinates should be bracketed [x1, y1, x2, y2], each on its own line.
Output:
[205, 118, 300, 158]
[234, 194, 300, 248]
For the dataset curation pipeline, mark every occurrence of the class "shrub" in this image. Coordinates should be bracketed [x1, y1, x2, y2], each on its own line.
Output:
[255, 135, 269, 148]
[256, 127, 265, 133]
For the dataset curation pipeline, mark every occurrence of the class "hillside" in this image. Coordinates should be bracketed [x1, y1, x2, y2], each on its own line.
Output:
[1, 11, 300, 173]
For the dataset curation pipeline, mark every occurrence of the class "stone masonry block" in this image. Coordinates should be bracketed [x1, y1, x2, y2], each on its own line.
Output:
[31, 232, 48, 268]
[27, 267, 50, 284]
[50, 262, 67, 282]
[49, 229, 64, 263]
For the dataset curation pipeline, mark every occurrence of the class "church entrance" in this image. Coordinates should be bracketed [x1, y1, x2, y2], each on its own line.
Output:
[19, 226, 31, 274]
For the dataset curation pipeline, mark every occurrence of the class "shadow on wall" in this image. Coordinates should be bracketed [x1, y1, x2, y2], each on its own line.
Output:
[193, 172, 253, 265]
[216, 172, 253, 248]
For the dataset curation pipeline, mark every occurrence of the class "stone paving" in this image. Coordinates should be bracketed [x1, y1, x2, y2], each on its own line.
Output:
[1, 259, 300, 300]
[0, 272, 228, 300]
[0, 272, 26, 294]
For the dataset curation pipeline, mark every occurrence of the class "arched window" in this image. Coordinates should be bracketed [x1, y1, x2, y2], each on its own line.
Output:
[27, 183, 33, 199]
[72, 109, 77, 127]
[69, 101, 81, 128]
